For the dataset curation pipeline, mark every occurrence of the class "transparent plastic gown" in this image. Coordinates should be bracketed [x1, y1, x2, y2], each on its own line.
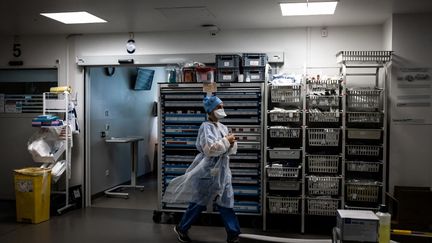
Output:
[162, 121, 237, 208]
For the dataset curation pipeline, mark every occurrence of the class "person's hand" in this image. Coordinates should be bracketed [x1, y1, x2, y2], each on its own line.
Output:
[225, 133, 236, 144]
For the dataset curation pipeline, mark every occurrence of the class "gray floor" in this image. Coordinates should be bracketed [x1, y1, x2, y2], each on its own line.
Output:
[91, 173, 158, 210]
[0, 174, 333, 243]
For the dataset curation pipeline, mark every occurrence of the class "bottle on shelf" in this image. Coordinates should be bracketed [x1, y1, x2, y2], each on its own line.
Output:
[376, 204, 391, 243]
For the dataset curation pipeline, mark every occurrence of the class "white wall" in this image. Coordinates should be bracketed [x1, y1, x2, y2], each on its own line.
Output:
[0, 35, 79, 199]
[0, 25, 384, 199]
[383, 18, 393, 51]
[389, 13, 432, 192]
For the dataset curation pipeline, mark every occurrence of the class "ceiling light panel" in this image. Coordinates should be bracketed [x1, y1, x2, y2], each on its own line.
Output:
[280, 1, 338, 16]
[40, 11, 107, 24]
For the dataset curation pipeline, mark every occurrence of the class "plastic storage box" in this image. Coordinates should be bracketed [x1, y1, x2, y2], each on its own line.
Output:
[307, 176, 340, 196]
[346, 182, 380, 202]
[308, 155, 339, 174]
[270, 84, 301, 105]
[307, 197, 340, 216]
[268, 148, 301, 160]
[346, 161, 381, 173]
[308, 111, 340, 124]
[244, 68, 266, 82]
[266, 166, 301, 178]
[216, 54, 241, 68]
[347, 112, 382, 125]
[269, 127, 301, 138]
[242, 53, 268, 67]
[268, 196, 300, 214]
[217, 68, 239, 82]
[347, 89, 382, 111]
[347, 129, 382, 140]
[308, 128, 340, 146]
[268, 180, 301, 191]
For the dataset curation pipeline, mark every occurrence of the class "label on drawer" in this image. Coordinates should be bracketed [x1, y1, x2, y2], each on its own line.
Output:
[251, 75, 260, 80]
[224, 61, 230, 67]
[223, 75, 232, 80]
[249, 60, 259, 66]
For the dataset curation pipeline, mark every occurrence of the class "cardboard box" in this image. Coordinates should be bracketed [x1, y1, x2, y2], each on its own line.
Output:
[337, 209, 379, 242]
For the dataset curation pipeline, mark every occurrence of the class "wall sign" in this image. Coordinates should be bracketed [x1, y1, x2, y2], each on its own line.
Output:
[393, 67, 432, 125]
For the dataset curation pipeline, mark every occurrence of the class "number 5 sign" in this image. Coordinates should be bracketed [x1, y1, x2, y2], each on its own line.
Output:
[13, 43, 21, 57]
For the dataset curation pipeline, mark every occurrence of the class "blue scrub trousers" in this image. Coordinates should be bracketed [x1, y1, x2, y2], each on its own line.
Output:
[178, 203, 241, 240]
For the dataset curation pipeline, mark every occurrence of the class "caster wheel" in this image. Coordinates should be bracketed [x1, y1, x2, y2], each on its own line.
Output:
[153, 211, 162, 223]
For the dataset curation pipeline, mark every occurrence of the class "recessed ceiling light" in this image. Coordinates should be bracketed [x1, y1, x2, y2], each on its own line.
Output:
[40, 11, 107, 24]
[280, 1, 338, 16]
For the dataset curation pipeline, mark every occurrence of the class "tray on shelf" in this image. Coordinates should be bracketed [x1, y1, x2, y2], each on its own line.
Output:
[346, 161, 381, 173]
[307, 78, 341, 93]
[336, 51, 392, 64]
[307, 155, 339, 174]
[268, 148, 301, 160]
[268, 180, 301, 191]
[307, 176, 340, 196]
[233, 201, 260, 213]
[347, 89, 382, 112]
[346, 145, 381, 157]
[266, 165, 301, 178]
[308, 95, 339, 108]
[268, 196, 300, 214]
[347, 129, 382, 140]
[269, 126, 301, 138]
[308, 111, 340, 124]
[270, 84, 301, 105]
[308, 128, 340, 147]
[233, 186, 260, 196]
[346, 181, 381, 202]
[307, 197, 340, 216]
[347, 112, 382, 126]
[269, 109, 301, 123]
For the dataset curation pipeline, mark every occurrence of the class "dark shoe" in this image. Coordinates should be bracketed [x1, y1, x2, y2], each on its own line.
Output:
[174, 226, 192, 243]
[227, 236, 240, 243]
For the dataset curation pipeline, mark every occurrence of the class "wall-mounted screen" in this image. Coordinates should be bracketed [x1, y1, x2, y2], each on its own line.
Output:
[134, 68, 154, 90]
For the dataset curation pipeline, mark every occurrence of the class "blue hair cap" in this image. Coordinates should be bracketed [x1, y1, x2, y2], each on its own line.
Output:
[203, 96, 222, 113]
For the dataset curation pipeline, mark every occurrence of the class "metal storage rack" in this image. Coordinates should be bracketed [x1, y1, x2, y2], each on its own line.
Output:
[156, 83, 264, 220]
[305, 76, 343, 226]
[263, 81, 305, 232]
[40, 92, 75, 214]
[337, 50, 392, 210]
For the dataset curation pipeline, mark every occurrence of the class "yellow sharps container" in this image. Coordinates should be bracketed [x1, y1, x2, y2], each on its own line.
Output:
[14, 167, 51, 223]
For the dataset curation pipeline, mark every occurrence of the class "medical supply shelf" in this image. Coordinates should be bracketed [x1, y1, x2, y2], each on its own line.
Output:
[157, 82, 264, 218]
[40, 92, 75, 214]
[304, 76, 343, 231]
[261, 51, 391, 232]
[263, 80, 306, 232]
[338, 50, 391, 211]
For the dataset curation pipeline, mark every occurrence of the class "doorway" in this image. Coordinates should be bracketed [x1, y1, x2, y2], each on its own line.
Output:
[84, 66, 162, 210]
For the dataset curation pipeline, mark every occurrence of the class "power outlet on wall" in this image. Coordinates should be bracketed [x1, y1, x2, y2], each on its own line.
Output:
[105, 169, 110, 176]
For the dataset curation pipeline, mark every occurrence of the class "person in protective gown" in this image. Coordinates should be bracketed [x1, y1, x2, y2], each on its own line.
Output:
[163, 95, 241, 243]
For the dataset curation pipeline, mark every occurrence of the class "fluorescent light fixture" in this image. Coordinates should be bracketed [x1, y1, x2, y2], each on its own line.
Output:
[40, 11, 107, 24]
[280, 1, 338, 16]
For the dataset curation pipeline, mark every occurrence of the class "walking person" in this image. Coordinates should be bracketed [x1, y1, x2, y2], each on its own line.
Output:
[163, 95, 241, 243]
